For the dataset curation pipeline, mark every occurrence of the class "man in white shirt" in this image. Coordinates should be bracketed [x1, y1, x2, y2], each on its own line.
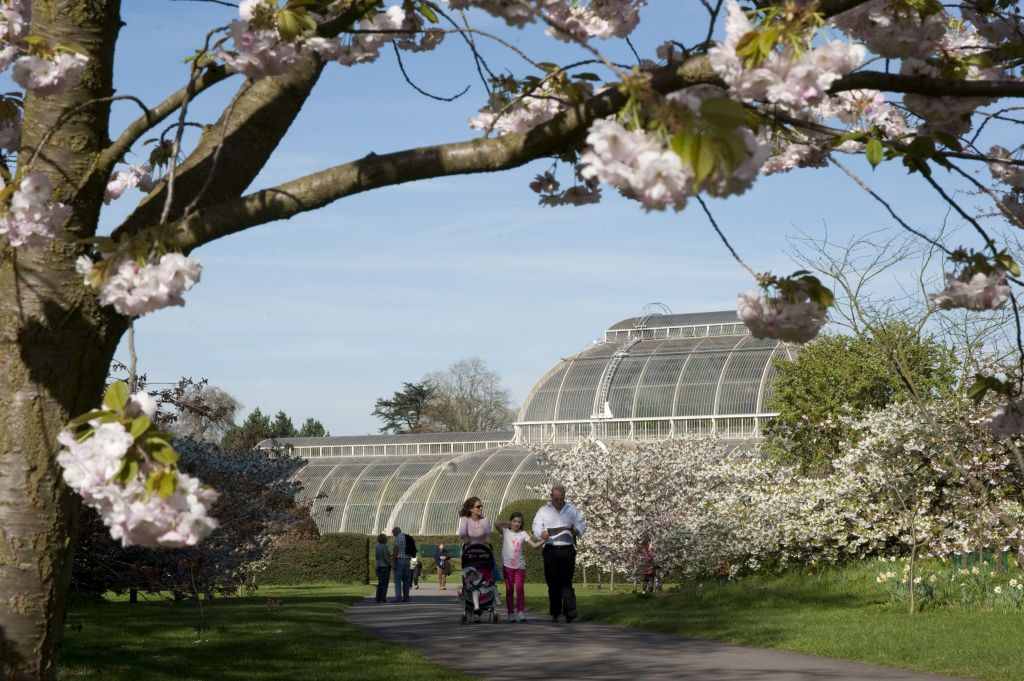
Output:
[532, 484, 586, 623]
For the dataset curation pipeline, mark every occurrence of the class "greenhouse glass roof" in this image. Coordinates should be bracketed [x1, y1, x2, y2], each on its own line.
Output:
[284, 309, 788, 535]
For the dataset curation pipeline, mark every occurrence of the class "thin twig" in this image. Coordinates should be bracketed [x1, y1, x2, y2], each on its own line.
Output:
[26, 95, 151, 172]
[918, 169, 997, 253]
[391, 42, 470, 102]
[183, 81, 252, 216]
[695, 195, 757, 278]
[128, 321, 138, 393]
[829, 156, 954, 256]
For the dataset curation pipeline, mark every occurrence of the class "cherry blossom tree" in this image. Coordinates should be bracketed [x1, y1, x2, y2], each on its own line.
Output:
[4, 0, 1024, 677]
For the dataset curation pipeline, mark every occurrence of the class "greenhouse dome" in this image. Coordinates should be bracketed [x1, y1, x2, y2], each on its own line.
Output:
[269, 310, 792, 535]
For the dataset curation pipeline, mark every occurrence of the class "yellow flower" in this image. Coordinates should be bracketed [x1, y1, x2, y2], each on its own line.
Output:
[971, 567, 980, 575]
[929, 574, 938, 583]
[994, 586, 1003, 594]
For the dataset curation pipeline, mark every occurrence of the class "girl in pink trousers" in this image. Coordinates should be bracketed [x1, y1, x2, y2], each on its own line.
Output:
[495, 512, 544, 622]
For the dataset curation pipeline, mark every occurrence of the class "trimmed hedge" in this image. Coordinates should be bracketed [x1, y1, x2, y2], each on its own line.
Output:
[260, 534, 369, 585]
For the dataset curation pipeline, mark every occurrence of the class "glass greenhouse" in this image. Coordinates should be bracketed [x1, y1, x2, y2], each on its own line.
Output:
[267, 310, 793, 535]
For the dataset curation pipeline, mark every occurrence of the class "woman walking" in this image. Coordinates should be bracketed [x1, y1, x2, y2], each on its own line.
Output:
[458, 496, 502, 593]
[457, 496, 491, 546]
[435, 543, 451, 590]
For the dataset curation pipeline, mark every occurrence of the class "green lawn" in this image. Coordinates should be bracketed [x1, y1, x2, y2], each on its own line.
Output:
[524, 561, 1023, 681]
[61, 585, 470, 681]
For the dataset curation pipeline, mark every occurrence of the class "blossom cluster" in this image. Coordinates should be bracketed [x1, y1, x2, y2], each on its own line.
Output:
[929, 270, 1011, 312]
[76, 252, 203, 317]
[736, 289, 827, 344]
[0, 171, 70, 248]
[709, 1, 864, 113]
[220, 0, 443, 79]
[56, 384, 219, 548]
[447, 0, 646, 41]
[104, 164, 155, 204]
[469, 78, 590, 136]
[0, 0, 89, 95]
[579, 118, 693, 211]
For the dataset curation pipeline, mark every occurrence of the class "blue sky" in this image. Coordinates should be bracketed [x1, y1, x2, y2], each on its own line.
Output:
[92, 0, 992, 434]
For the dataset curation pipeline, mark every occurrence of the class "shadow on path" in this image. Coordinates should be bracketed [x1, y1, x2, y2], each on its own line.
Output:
[345, 584, 970, 681]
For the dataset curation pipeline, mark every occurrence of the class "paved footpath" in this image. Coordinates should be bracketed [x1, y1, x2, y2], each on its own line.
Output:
[344, 583, 970, 681]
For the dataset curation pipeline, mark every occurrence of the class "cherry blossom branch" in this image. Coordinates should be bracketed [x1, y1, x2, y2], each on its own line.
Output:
[832, 72, 1024, 99]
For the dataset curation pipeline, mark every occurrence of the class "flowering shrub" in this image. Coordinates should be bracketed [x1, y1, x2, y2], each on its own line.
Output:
[537, 396, 1024, 583]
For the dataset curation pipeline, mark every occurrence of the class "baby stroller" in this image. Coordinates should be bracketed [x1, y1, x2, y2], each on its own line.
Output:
[459, 543, 499, 624]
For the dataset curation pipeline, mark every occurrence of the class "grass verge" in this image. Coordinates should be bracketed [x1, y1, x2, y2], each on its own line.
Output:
[523, 561, 1023, 681]
[61, 585, 471, 681]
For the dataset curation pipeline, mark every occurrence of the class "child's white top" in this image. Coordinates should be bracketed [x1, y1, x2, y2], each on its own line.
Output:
[501, 528, 530, 569]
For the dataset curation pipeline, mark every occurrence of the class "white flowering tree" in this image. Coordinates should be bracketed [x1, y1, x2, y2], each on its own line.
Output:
[4, 0, 1024, 677]
[538, 403, 1024, 586]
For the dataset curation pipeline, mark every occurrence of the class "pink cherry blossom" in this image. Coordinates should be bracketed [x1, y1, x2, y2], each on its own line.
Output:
[0, 171, 70, 247]
[12, 52, 89, 96]
[104, 164, 155, 204]
[928, 270, 1011, 311]
[710, 1, 864, 112]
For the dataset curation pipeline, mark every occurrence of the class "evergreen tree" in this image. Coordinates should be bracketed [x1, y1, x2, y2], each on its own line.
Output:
[298, 417, 328, 437]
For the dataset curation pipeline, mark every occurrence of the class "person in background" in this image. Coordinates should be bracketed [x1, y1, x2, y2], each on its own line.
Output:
[495, 511, 544, 622]
[374, 533, 391, 604]
[435, 543, 451, 590]
[391, 526, 412, 602]
[411, 554, 423, 589]
[532, 485, 586, 623]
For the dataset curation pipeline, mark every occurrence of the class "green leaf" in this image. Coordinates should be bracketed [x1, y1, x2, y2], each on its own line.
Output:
[865, 138, 883, 168]
[829, 130, 867, 148]
[694, 137, 716, 184]
[700, 97, 748, 130]
[130, 414, 151, 439]
[103, 381, 130, 411]
[573, 72, 601, 81]
[996, 253, 1021, 276]
[158, 471, 177, 498]
[966, 375, 1002, 403]
[151, 443, 180, 466]
[933, 131, 962, 152]
[67, 409, 110, 428]
[419, 2, 439, 23]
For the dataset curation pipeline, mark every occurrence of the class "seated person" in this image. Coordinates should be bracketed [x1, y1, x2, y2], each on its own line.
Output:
[461, 565, 496, 616]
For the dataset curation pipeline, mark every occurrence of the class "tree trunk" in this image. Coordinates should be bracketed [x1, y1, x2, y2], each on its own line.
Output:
[0, 2, 124, 677]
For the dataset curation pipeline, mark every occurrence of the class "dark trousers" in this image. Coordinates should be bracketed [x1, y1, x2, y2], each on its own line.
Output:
[542, 545, 577, 617]
[375, 565, 390, 603]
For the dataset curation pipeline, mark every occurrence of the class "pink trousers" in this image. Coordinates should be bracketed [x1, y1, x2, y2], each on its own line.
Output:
[503, 566, 526, 613]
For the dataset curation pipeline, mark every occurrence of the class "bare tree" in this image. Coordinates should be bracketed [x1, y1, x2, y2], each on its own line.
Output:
[422, 357, 516, 432]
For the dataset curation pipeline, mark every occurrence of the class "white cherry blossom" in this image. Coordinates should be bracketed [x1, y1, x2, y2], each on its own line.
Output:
[76, 252, 203, 317]
[736, 289, 827, 343]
